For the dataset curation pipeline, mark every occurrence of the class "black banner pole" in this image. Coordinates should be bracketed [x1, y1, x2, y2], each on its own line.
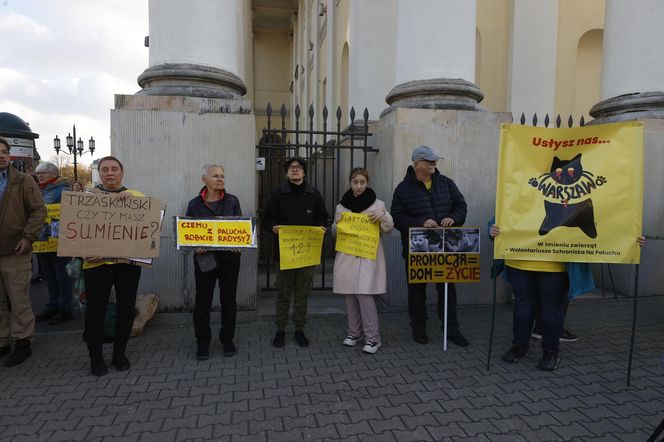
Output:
[626, 264, 640, 387]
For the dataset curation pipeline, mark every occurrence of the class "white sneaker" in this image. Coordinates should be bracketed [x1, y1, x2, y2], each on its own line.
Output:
[343, 335, 361, 346]
[362, 341, 381, 354]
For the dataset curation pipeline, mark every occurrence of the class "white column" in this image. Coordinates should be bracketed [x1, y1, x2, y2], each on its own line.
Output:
[385, 0, 483, 111]
[138, 0, 246, 98]
[506, 0, 559, 120]
[347, 0, 396, 120]
[590, 0, 664, 121]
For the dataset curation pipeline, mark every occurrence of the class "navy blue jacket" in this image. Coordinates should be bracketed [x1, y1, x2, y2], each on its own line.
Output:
[186, 187, 242, 261]
[391, 167, 467, 257]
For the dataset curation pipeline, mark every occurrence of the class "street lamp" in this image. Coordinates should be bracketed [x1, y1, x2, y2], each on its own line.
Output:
[53, 124, 95, 182]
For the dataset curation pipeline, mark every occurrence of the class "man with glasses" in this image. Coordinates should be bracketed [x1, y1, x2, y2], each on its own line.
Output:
[391, 145, 470, 347]
[262, 156, 328, 348]
[0, 137, 46, 366]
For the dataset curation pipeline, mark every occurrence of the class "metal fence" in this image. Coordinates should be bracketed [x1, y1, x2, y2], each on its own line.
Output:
[256, 103, 378, 290]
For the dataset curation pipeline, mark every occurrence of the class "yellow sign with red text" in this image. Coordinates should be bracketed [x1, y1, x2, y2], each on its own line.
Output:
[494, 122, 643, 264]
[175, 217, 256, 249]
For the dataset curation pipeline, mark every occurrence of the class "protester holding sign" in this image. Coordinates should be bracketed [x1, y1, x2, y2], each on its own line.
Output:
[33, 162, 73, 325]
[490, 220, 645, 371]
[262, 156, 328, 348]
[186, 164, 242, 360]
[391, 145, 469, 347]
[332, 168, 393, 354]
[83, 156, 145, 376]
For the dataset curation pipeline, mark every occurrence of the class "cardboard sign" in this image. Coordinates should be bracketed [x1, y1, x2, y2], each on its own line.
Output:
[175, 217, 257, 249]
[408, 227, 481, 283]
[495, 122, 643, 264]
[33, 204, 60, 253]
[335, 212, 380, 260]
[57, 191, 165, 258]
[278, 225, 325, 270]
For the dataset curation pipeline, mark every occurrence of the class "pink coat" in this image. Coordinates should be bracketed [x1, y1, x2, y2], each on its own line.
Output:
[332, 199, 394, 294]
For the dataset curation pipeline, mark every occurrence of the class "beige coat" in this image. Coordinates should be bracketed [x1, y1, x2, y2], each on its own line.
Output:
[332, 199, 394, 294]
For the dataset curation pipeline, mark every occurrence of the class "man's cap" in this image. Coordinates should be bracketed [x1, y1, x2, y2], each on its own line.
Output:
[284, 156, 307, 173]
[411, 145, 441, 162]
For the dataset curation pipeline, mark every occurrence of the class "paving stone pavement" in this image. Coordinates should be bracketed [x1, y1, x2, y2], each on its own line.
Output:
[1, 296, 662, 441]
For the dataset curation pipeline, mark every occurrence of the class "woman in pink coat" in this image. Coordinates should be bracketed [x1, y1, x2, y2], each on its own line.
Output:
[332, 168, 394, 353]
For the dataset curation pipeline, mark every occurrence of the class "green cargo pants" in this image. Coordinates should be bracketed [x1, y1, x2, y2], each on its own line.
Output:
[275, 265, 316, 331]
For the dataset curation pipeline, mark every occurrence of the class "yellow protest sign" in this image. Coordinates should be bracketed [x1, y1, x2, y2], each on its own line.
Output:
[407, 228, 481, 283]
[495, 122, 643, 264]
[278, 225, 325, 270]
[33, 204, 60, 253]
[175, 217, 256, 249]
[335, 212, 380, 260]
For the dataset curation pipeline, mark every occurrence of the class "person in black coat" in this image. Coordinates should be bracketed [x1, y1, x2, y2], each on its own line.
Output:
[262, 156, 328, 348]
[391, 145, 469, 347]
[186, 164, 242, 360]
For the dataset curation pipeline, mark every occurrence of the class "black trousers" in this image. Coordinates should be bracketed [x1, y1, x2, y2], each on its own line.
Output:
[193, 253, 241, 347]
[83, 264, 141, 361]
[404, 261, 459, 334]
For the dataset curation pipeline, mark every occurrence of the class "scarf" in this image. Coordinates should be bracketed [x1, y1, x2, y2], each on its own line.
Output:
[340, 187, 376, 213]
[38, 177, 58, 190]
[95, 184, 128, 193]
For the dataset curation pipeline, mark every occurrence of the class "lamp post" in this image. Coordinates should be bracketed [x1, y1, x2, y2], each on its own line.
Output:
[53, 124, 95, 182]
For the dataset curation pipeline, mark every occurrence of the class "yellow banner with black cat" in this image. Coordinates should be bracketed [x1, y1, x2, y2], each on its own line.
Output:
[494, 122, 643, 264]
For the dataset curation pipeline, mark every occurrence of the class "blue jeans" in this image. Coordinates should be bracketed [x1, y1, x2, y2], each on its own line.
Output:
[36, 252, 72, 312]
[507, 267, 567, 353]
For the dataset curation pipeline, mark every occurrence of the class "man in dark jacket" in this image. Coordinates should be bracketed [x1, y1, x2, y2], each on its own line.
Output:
[391, 145, 469, 347]
[262, 156, 328, 348]
[0, 137, 47, 366]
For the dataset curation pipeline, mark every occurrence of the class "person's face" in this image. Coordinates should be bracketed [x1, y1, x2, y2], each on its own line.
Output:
[72, 182, 83, 192]
[99, 159, 124, 190]
[36, 169, 57, 184]
[287, 161, 305, 184]
[202, 166, 225, 192]
[0, 144, 9, 170]
[413, 159, 437, 178]
[350, 174, 368, 197]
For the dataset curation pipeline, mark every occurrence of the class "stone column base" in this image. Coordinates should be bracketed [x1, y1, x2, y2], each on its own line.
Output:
[137, 63, 247, 99]
[589, 91, 664, 124]
[383, 78, 484, 117]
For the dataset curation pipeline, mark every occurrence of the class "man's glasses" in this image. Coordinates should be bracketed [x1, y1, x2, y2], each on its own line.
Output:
[287, 166, 303, 171]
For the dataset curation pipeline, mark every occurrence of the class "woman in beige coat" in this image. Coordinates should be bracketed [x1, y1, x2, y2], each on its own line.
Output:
[332, 168, 393, 353]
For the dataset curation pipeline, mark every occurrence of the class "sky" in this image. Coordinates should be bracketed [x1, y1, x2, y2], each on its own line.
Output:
[0, 0, 149, 165]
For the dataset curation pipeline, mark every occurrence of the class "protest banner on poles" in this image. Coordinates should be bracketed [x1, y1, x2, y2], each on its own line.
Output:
[33, 203, 60, 253]
[334, 212, 380, 260]
[57, 191, 166, 258]
[174, 217, 257, 249]
[278, 225, 325, 270]
[407, 227, 481, 283]
[494, 122, 644, 264]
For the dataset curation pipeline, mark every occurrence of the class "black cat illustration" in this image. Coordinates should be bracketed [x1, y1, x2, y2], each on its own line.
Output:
[529, 153, 598, 238]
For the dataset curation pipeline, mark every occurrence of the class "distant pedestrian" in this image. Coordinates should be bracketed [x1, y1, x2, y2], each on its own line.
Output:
[332, 168, 393, 354]
[0, 137, 47, 367]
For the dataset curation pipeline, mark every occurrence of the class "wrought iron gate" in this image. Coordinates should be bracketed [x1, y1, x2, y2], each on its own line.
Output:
[256, 104, 378, 291]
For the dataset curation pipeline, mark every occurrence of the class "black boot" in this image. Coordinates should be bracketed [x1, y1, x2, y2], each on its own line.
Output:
[4, 339, 32, 367]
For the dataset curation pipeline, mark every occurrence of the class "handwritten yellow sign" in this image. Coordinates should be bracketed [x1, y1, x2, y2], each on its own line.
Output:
[33, 204, 60, 253]
[335, 212, 380, 260]
[175, 217, 256, 249]
[278, 225, 325, 270]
